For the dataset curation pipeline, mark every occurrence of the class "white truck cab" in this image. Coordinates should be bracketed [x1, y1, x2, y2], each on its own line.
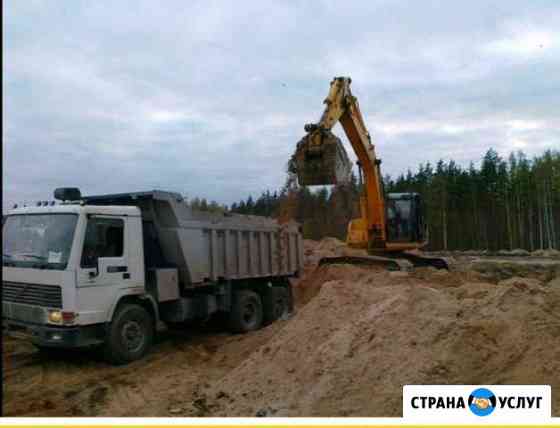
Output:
[3, 198, 157, 361]
[3, 188, 303, 364]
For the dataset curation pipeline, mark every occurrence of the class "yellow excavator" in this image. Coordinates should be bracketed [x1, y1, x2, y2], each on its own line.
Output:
[292, 77, 447, 270]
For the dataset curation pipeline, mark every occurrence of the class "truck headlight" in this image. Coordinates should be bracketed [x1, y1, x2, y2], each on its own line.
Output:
[48, 310, 76, 325]
[48, 310, 62, 324]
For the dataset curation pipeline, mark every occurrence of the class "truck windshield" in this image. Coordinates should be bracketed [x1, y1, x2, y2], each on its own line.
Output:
[3, 214, 78, 270]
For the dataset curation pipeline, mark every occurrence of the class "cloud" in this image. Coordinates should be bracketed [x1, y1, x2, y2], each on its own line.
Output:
[484, 27, 560, 58]
[3, 0, 560, 211]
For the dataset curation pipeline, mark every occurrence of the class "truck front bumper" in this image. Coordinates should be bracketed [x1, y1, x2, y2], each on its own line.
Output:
[3, 319, 106, 348]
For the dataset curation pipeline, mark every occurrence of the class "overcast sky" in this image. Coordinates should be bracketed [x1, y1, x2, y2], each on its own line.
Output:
[3, 0, 560, 210]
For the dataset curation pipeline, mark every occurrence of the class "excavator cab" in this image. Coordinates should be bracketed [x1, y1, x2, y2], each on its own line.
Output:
[385, 193, 426, 244]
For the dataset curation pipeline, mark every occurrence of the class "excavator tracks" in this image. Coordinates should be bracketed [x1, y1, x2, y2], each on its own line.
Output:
[318, 252, 449, 271]
[388, 252, 450, 270]
[319, 255, 413, 271]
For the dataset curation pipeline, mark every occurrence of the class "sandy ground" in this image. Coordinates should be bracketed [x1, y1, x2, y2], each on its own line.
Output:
[3, 238, 560, 417]
[3, 323, 286, 416]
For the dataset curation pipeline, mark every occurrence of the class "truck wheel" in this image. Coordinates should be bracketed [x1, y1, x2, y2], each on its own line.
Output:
[272, 286, 290, 320]
[263, 286, 289, 324]
[104, 304, 154, 365]
[229, 290, 263, 333]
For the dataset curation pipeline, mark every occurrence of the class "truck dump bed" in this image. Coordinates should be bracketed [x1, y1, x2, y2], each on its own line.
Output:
[84, 191, 304, 287]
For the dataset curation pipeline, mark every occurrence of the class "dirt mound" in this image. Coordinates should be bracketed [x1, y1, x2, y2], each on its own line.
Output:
[548, 277, 560, 288]
[497, 248, 530, 256]
[203, 254, 560, 416]
[468, 258, 560, 283]
[295, 238, 368, 306]
[293, 264, 378, 307]
[532, 249, 560, 258]
[302, 237, 363, 265]
[5, 237, 559, 417]
[497, 276, 543, 289]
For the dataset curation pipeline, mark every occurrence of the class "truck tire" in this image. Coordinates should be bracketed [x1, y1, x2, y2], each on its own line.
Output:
[104, 304, 154, 365]
[228, 290, 263, 333]
[263, 286, 290, 324]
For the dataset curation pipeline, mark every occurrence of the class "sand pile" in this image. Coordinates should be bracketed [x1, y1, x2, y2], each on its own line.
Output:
[295, 238, 368, 306]
[204, 240, 560, 416]
[302, 238, 362, 265]
[467, 258, 560, 283]
[532, 249, 560, 259]
[497, 249, 530, 256]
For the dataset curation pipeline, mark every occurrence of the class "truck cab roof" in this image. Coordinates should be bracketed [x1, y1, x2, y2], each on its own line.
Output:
[83, 190, 183, 205]
[6, 204, 141, 217]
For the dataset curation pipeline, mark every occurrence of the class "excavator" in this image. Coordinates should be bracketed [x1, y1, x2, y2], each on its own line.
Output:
[291, 77, 448, 270]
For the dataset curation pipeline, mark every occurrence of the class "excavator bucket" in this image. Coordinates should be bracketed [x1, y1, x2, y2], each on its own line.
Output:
[292, 129, 352, 186]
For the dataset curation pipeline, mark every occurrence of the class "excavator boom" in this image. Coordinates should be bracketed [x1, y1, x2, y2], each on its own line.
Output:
[293, 77, 386, 250]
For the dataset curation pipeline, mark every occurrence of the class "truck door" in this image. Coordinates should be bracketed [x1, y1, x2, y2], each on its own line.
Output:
[77, 216, 132, 323]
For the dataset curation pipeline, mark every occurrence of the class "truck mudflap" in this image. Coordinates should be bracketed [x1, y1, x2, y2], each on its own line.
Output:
[3, 320, 106, 348]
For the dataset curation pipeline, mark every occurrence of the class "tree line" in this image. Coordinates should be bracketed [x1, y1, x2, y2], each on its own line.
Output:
[385, 149, 559, 251]
[193, 148, 559, 251]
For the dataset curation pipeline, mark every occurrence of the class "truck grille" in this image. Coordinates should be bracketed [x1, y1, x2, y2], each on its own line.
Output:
[2, 282, 62, 308]
[3, 302, 46, 324]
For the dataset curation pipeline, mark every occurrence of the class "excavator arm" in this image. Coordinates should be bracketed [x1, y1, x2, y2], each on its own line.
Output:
[296, 77, 386, 250]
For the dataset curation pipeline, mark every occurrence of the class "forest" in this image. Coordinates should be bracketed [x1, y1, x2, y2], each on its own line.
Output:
[191, 149, 560, 251]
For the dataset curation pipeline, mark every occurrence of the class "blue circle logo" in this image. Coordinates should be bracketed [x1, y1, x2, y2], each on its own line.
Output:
[468, 388, 497, 416]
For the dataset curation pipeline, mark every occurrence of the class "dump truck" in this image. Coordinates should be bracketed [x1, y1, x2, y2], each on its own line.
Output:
[2, 188, 303, 364]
